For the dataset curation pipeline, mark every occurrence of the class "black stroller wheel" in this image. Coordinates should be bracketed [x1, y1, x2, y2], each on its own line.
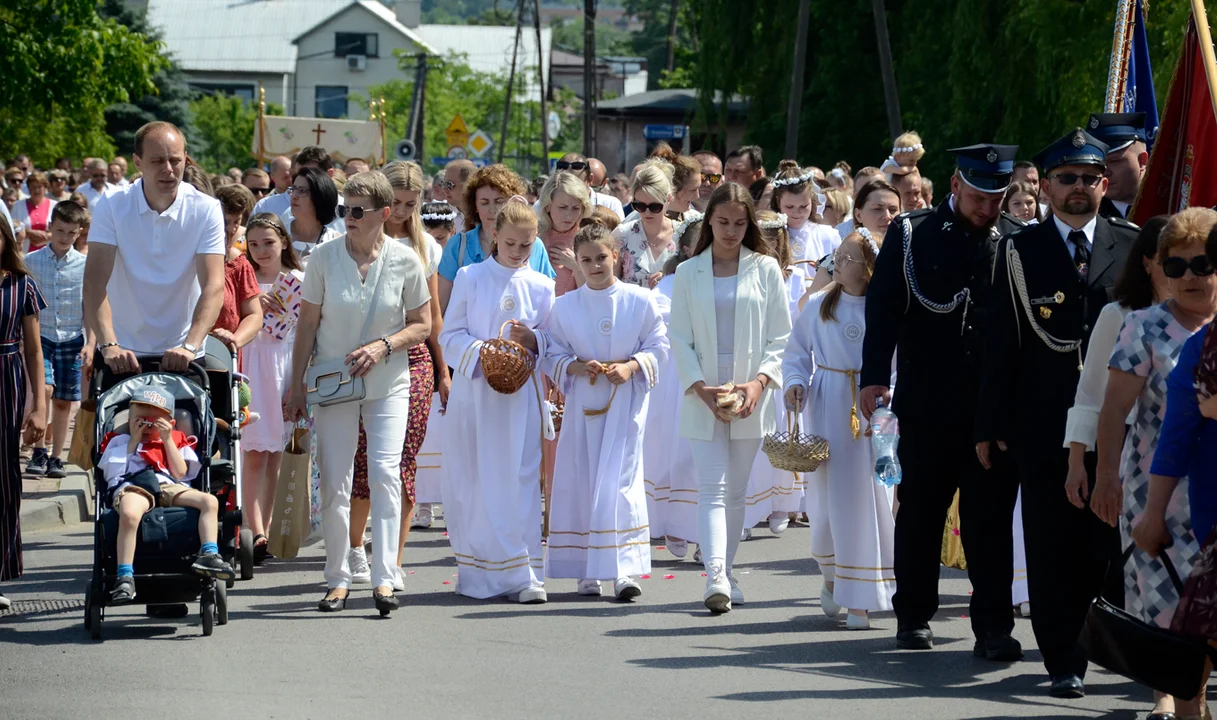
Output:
[83, 582, 94, 632]
[200, 587, 216, 636]
[216, 582, 229, 626]
[238, 528, 255, 581]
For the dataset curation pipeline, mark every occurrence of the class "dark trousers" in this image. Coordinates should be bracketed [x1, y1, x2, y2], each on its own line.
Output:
[892, 424, 1020, 638]
[1018, 445, 1121, 678]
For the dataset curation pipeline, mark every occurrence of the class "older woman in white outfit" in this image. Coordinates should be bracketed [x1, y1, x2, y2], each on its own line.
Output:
[669, 182, 792, 613]
[285, 171, 432, 616]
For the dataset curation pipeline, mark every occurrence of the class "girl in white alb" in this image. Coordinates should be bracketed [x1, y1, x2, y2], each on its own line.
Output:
[770, 160, 841, 271]
[783, 230, 895, 629]
[644, 215, 703, 560]
[437, 201, 555, 603]
[541, 223, 668, 600]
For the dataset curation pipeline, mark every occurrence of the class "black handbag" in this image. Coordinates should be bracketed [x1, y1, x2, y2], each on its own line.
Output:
[1079, 543, 1214, 700]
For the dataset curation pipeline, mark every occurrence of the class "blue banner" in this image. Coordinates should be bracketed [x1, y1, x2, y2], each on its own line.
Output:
[1126, 0, 1159, 148]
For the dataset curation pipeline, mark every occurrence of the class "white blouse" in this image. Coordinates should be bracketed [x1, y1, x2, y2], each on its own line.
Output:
[301, 234, 431, 400]
[1063, 301, 1133, 449]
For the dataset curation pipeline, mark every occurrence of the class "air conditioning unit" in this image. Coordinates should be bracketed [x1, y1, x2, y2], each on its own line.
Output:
[347, 54, 367, 71]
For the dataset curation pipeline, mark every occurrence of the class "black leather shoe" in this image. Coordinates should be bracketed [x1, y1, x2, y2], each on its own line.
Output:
[973, 632, 1024, 661]
[317, 591, 348, 613]
[896, 622, 934, 650]
[1048, 674, 1085, 699]
[1146, 713, 1178, 720]
[373, 590, 399, 617]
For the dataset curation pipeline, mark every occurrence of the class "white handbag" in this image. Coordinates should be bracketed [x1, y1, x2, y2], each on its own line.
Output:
[305, 256, 387, 408]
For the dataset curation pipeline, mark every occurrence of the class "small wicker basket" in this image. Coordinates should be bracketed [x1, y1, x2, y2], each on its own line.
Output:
[481, 320, 536, 394]
[762, 412, 830, 473]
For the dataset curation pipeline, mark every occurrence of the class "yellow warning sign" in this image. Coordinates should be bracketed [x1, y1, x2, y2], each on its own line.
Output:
[445, 114, 469, 149]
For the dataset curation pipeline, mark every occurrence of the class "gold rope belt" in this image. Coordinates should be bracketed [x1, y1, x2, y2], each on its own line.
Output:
[581, 359, 632, 416]
[817, 365, 862, 439]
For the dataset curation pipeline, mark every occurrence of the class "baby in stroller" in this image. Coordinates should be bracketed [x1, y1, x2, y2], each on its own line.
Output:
[97, 384, 235, 603]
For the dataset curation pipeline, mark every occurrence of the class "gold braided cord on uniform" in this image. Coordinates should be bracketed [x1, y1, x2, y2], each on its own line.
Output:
[1006, 242, 1085, 370]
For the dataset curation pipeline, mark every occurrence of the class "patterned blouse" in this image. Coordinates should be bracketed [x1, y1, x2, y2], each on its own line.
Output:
[613, 217, 675, 287]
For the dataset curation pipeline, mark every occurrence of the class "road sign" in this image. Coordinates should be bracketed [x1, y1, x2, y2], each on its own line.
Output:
[643, 124, 687, 141]
[447, 145, 468, 160]
[467, 129, 494, 158]
[470, 158, 489, 168]
[445, 115, 469, 150]
[394, 139, 416, 161]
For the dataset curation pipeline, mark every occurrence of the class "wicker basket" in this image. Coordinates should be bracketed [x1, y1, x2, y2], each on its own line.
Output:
[481, 320, 536, 394]
[762, 412, 830, 473]
[549, 388, 565, 432]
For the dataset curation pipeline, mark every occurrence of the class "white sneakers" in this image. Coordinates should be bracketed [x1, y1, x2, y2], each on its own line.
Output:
[614, 577, 642, 601]
[0, 593, 10, 610]
[392, 566, 406, 592]
[666, 537, 689, 559]
[820, 584, 841, 618]
[846, 612, 870, 630]
[348, 547, 371, 584]
[741, 527, 753, 541]
[411, 504, 433, 529]
[704, 562, 732, 613]
[577, 579, 603, 596]
[519, 585, 548, 604]
[728, 573, 744, 605]
[768, 511, 790, 535]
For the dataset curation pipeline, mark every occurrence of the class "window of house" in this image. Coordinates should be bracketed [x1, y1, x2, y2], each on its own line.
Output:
[315, 86, 349, 118]
[335, 32, 378, 57]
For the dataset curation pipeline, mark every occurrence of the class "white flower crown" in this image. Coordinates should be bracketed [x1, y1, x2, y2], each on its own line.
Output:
[673, 210, 705, 246]
[759, 213, 788, 230]
[771, 170, 816, 188]
[855, 226, 882, 257]
[421, 211, 458, 222]
[892, 142, 924, 154]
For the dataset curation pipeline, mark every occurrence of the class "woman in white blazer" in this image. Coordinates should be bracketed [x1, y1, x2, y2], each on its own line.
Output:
[669, 183, 792, 613]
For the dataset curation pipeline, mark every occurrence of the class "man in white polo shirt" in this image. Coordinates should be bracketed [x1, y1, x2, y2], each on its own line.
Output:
[84, 121, 225, 374]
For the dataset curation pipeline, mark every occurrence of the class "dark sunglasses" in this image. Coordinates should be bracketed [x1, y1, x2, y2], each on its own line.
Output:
[556, 161, 588, 171]
[702, 172, 722, 184]
[1162, 255, 1216, 279]
[247, 186, 271, 196]
[1050, 172, 1103, 187]
[336, 205, 375, 220]
[434, 179, 456, 191]
[631, 200, 665, 214]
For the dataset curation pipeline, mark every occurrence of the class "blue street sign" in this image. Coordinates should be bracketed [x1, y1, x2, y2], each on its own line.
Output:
[643, 124, 687, 140]
[431, 157, 451, 167]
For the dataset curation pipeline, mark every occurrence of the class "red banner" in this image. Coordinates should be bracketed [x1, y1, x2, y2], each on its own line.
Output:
[1132, 16, 1217, 223]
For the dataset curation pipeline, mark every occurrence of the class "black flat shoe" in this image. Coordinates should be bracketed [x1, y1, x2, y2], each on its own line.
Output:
[373, 590, 399, 617]
[317, 591, 348, 613]
[1049, 674, 1085, 699]
[896, 622, 934, 650]
[1146, 713, 1178, 720]
[973, 632, 1024, 662]
[252, 535, 269, 565]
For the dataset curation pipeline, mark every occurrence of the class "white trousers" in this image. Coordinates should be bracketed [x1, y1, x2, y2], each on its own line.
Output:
[692, 419, 762, 573]
[314, 389, 409, 589]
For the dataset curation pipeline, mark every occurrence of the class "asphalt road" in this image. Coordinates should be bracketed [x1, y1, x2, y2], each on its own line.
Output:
[1, 516, 1148, 720]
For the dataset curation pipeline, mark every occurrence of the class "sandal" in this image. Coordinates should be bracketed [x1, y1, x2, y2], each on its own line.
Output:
[253, 534, 270, 565]
[111, 577, 136, 604]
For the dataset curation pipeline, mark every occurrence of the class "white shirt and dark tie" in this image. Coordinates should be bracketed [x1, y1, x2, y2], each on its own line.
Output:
[1052, 214, 1096, 280]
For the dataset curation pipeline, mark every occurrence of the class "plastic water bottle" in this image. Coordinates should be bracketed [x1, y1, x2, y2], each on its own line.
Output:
[870, 400, 903, 487]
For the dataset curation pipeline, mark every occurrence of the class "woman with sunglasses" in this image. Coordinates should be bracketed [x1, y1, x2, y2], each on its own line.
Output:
[555, 152, 625, 221]
[1094, 208, 1217, 720]
[612, 161, 676, 289]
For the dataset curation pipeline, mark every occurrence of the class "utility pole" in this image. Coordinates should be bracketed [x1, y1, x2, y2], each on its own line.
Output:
[534, 0, 548, 163]
[499, 0, 525, 164]
[871, 0, 903, 140]
[784, 0, 810, 159]
[665, 0, 679, 72]
[583, 0, 597, 157]
[405, 53, 428, 162]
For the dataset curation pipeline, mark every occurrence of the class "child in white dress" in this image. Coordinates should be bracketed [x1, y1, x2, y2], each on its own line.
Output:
[645, 216, 702, 559]
[438, 200, 555, 603]
[541, 223, 668, 599]
[241, 214, 303, 560]
[783, 231, 896, 629]
[771, 160, 841, 270]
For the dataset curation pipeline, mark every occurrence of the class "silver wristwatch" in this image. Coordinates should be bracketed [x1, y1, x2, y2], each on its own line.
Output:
[182, 342, 198, 354]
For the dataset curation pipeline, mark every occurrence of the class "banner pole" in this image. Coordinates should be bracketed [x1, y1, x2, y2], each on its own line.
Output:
[257, 83, 266, 166]
[1189, 0, 1217, 124]
[1105, 0, 1135, 112]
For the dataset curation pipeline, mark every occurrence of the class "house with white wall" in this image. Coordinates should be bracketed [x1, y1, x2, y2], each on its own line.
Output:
[141, 0, 550, 120]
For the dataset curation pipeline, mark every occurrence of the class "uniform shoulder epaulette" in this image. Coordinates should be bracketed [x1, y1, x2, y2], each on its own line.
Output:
[1000, 211, 1027, 227]
[904, 207, 936, 230]
[1109, 216, 1141, 233]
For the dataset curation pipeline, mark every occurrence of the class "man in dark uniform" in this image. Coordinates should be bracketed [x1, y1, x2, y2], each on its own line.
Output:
[860, 144, 1025, 660]
[1088, 112, 1149, 220]
[975, 129, 1139, 699]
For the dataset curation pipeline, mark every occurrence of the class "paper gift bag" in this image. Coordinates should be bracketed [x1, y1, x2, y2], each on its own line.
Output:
[941, 489, 967, 570]
[68, 401, 96, 470]
[267, 431, 312, 559]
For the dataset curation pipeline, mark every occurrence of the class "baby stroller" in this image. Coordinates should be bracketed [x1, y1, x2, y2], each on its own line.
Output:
[81, 359, 240, 639]
[204, 336, 255, 579]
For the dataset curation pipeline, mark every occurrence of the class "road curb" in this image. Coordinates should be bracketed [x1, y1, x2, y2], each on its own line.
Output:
[20, 471, 93, 534]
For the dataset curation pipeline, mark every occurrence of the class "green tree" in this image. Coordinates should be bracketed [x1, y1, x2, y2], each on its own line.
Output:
[0, 0, 166, 165]
[98, 0, 194, 158]
[367, 52, 582, 177]
[188, 94, 284, 173]
[622, 0, 698, 89]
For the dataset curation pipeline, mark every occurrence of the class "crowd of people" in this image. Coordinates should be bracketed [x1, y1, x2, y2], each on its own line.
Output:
[1, 113, 1216, 713]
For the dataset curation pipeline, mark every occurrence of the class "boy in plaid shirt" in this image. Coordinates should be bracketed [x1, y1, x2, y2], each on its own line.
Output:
[25, 201, 93, 478]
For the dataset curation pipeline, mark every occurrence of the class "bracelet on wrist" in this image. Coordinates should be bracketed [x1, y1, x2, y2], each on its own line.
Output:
[98, 342, 120, 350]
[381, 337, 393, 357]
